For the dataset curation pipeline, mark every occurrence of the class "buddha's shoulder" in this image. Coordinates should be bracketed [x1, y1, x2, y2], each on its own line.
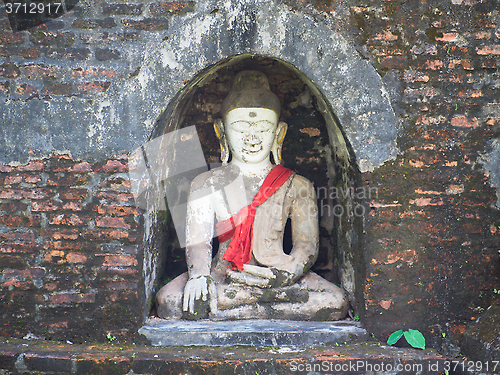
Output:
[189, 165, 238, 190]
[288, 172, 315, 197]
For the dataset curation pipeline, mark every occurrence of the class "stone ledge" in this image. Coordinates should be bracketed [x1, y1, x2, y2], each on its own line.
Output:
[138, 318, 368, 346]
[0, 336, 454, 375]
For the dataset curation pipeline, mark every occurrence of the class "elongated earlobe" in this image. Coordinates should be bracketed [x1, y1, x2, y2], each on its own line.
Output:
[272, 121, 287, 165]
[214, 119, 229, 165]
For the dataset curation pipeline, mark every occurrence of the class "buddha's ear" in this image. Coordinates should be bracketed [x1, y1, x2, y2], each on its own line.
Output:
[214, 119, 229, 165]
[272, 121, 288, 165]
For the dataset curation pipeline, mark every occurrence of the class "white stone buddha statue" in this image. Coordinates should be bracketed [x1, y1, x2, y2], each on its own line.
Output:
[156, 70, 348, 320]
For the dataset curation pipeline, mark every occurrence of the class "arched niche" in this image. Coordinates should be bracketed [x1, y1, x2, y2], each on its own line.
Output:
[132, 1, 398, 322]
[143, 55, 366, 321]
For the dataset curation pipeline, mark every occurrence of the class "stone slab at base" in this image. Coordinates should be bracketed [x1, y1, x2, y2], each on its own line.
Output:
[139, 318, 368, 347]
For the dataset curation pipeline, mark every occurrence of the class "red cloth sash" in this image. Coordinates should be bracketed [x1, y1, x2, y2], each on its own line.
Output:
[217, 164, 293, 271]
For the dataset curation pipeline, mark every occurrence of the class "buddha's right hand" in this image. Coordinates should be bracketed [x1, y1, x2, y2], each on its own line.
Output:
[182, 275, 217, 314]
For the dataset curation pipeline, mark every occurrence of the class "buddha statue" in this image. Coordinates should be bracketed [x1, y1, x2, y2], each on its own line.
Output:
[156, 70, 348, 321]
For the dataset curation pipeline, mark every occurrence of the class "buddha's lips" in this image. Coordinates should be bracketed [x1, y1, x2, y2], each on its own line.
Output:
[243, 145, 263, 154]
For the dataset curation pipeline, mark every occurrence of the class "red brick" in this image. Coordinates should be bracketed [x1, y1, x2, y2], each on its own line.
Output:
[0, 229, 35, 241]
[21, 64, 63, 80]
[15, 84, 38, 96]
[476, 45, 500, 55]
[0, 80, 8, 93]
[0, 215, 41, 227]
[62, 202, 83, 211]
[451, 115, 478, 128]
[0, 254, 25, 268]
[149, 1, 196, 16]
[44, 249, 88, 263]
[104, 281, 138, 290]
[42, 81, 73, 96]
[96, 160, 128, 173]
[29, 31, 75, 47]
[47, 175, 88, 186]
[456, 89, 482, 98]
[0, 202, 28, 212]
[40, 228, 80, 240]
[46, 48, 91, 60]
[0, 47, 42, 59]
[95, 48, 120, 61]
[379, 55, 408, 68]
[48, 214, 87, 226]
[97, 204, 140, 216]
[0, 242, 39, 254]
[72, 68, 121, 79]
[76, 81, 111, 93]
[16, 161, 44, 171]
[96, 216, 131, 229]
[31, 200, 62, 212]
[100, 254, 138, 267]
[79, 32, 139, 44]
[85, 229, 130, 241]
[94, 191, 135, 202]
[403, 70, 429, 83]
[59, 189, 88, 200]
[49, 292, 95, 304]
[25, 188, 55, 199]
[121, 18, 169, 31]
[0, 31, 23, 44]
[102, 3, 143, 15]
[2, 267, 46, 279]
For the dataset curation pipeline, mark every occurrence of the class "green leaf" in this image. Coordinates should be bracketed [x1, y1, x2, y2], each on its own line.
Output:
[387, 330, 404, 345]
[404, 329, 425, 349]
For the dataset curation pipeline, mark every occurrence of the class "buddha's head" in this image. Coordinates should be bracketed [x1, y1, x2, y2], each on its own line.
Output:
[215, 70, 287, 165]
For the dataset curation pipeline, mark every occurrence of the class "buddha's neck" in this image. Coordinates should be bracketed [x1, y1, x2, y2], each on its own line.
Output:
[230, 158, 274, 178]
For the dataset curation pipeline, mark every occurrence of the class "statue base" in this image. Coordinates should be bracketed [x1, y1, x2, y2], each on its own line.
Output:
[139, 318, 367, 347]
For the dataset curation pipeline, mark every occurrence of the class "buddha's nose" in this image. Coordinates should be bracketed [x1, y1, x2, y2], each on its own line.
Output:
[244, 134, 260, 146]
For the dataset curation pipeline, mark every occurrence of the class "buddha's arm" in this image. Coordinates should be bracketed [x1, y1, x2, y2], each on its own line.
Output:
[278, 176, 319, 280]
[183, 175, 217, 314]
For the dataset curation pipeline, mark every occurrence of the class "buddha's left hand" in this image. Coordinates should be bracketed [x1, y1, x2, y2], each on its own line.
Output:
[227, 264, 297, 288]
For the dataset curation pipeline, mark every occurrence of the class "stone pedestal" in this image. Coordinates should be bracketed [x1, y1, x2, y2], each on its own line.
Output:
[138, 318, 367, 347]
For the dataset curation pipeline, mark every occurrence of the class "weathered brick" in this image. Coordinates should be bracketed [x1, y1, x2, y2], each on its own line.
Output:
[39, 228, 80, 240]
[21, 64, 63, 80]
[85, 229, 131, 241]
[0, 242, 39, 254]
[0, 80, 9, 93]
[95, 48, 120, 61]
[149, 1, 196, 16]
[46, 48, 91, 60]
[29, 31, 75, 47]
[59, 188, 88, 200]
[15, 83, 38, 96]
[2, 267, 46, 279]
[95, 160, 128, 173]
[476, 45, 500, 55]
[48, 213, 87, 226]
[451, 115, 478, 128]
[102, 3, 143, 16]
[72, 18, 117, 29]
[31, 200, 62, 212]
[47, 175, 88, 186]
[0, 214, 41, 227]
[0, 47, 42, 59]
[379, 55, 408, 69]
[94, 191, 135, 202]
[0, 229, 35, 241]
[80, 32, 139, 44]
[99, 254, 138, 267]
[42, 82, 73, 96]
[455, 89, 482, 98]
[121, 18, 168, 31]
[97, 204, 140, 216]
[72, 68, 121, 79]
[95, 216, 131, 229]
[0, 62, 20, 78]
[49, 292, 95, 304]
[0, 31, 24, 44]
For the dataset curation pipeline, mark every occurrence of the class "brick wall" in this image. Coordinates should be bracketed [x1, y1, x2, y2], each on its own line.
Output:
[350, 0, 500, 349]
[0, 155, 144, 342]
[0, 0, 498, 349]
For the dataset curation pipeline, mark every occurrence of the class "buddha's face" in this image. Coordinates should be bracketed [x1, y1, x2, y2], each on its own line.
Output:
[225, 108, 278, 165]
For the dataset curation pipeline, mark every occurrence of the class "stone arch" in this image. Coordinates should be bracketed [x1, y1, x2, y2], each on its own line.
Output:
[132, 1, 398, 320]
